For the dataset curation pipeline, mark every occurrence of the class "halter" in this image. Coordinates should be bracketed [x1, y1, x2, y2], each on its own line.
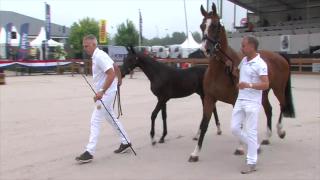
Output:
[203, 18, 238, 83]
[202, 20, 221, 56]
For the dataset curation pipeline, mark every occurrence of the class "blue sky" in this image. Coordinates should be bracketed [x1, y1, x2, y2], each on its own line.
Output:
[0, 0, 247, 39]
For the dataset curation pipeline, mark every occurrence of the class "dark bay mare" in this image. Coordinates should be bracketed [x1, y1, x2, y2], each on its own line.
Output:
[121, 48, 222, 145]
[188, 3, 295, 162]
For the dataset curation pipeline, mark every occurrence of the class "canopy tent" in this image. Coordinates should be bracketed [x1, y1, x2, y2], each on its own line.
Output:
[180, 32, 201, 58]
[10, 26, 20, 46]
[0, 27, 6, 59]
[0, 27, 6, 44]
[30, 27, 63, 47]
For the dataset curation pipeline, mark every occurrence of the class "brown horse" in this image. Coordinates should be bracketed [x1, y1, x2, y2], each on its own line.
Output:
[188, 3, 295, 162]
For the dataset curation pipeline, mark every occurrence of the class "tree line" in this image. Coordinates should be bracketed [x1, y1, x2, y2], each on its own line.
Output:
[67, 17, 202, 58]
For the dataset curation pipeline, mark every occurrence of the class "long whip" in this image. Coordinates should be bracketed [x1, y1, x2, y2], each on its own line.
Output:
[80, 73, 137, 156]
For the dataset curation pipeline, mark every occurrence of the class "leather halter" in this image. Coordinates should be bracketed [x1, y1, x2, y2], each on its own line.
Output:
[202, 18, 238, 83]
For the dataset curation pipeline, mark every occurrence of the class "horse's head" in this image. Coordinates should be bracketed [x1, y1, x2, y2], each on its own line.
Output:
[121, 46, 140, 77]
[200, 3, 226, 57]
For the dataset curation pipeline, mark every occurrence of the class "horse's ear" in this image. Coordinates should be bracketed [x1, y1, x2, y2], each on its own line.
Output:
[200, 5, 208, 17]
[129, 46, 136, 54]
[126, 47, 131, 54]
[212, 2, 217, 15]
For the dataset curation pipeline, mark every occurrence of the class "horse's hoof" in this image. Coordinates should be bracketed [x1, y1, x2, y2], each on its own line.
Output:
[158, 139, 165, 143]
[152, 141, 157, 146]
[234, 149, 245, 155]
[188, 156, 199, 162]
[192, 137, 198, 141]
[279, 131, 286, 139]
[261, 139, 270, 145]
[217, 130, 222, 135]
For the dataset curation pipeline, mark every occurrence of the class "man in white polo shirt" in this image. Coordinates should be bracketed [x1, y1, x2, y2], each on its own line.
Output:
[231, 36, 269, 174]
[76, 34, 131, 163]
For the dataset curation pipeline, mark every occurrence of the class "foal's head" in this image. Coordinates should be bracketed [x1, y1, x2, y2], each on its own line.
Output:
[200, 3, 227, 57]
[121, 47, 140, 77]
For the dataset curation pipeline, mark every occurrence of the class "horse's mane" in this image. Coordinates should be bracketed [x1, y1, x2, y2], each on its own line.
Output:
[136, 52, 179, 72]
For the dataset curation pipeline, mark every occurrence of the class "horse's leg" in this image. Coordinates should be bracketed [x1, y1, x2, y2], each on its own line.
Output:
[273, 88, 286, 139]
[150, 100, 165, 145]
[159, 103, 167, 143]
[193, 96, 221, 141]
[189, 97, 214, 162]
[213, 107, 222, 135]
[261, 90, 273, 145]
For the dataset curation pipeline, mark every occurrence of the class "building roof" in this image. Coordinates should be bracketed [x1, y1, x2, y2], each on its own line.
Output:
[228, 0, 320, 14]
[0, 11, 70, 38]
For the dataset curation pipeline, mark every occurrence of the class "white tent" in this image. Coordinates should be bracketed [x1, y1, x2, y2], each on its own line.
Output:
[30, 27, 63, 47]
[10, 26, 20, 46]
[180, 32, 201, 58]
[0, 27, 6, 59]
[48, 39, 63, 47]
[0, 27, 6, 44]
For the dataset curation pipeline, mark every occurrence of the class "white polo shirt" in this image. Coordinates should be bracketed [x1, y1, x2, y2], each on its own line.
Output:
[237, 53, 268, 104]
[92, 48, 118, 94]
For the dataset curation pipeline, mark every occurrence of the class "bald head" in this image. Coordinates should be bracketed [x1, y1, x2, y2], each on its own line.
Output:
[244, 36, 259, 50]
[83, 34, 98, 56]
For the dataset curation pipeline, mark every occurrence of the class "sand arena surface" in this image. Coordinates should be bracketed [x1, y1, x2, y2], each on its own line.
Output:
[0, 72, 319, 180]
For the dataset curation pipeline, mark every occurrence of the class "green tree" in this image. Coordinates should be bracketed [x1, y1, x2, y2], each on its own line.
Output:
[68, 17, 99, 58]
[192, 31, 202, 43]
[114, 20, 139, 46]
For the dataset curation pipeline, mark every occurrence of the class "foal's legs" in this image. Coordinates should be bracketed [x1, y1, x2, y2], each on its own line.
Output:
[189, 97, 215, 162]
[150, 99, 166, 145]
[193, 107, 221, 140]
[261, 90, 273, 145]
[159, 103, 167, 143]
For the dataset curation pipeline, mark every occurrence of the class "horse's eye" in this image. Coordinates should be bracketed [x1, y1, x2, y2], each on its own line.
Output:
[200, 24, 204, 29]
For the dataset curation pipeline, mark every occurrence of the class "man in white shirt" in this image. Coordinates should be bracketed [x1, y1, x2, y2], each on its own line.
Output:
[231, 36, 269, 174]
[76, 34, 131, 163]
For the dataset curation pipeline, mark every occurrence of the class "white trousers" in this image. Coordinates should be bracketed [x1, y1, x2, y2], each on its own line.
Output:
[86, 91, 130, 155]
[231, 99, 261, 165]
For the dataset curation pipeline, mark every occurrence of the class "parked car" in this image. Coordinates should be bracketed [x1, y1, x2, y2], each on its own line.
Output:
[168, 44, 182, 58]
[134, 46, 152, 56]
[99, 45, 128, 65]
[151, 45, 169, 58]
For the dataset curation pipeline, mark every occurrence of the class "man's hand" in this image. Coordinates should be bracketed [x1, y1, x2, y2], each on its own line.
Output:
[238, 82, 250, 89]
[93, 91, 104, 102]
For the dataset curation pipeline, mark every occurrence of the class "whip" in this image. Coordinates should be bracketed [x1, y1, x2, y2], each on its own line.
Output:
[80, 73, 137, 156]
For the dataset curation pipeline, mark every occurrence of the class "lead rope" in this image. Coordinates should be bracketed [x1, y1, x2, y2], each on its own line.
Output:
[113, 85, 123, 119]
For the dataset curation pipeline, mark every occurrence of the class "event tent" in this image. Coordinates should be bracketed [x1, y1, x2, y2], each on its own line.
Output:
[30, 27, 63, 47]
[180, 32, 201, 58]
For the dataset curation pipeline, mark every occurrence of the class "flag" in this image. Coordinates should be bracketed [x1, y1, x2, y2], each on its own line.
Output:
[99, 20, 107, 44]
[45, 3, 51, 40]
[5, 23, 12, 59]
[139, 10, 143, 43]
[18, 23, 30, 60]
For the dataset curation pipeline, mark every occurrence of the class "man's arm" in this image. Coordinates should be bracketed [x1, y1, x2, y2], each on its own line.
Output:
[94, 68, 115, 101]
[238, 75, 269, 90]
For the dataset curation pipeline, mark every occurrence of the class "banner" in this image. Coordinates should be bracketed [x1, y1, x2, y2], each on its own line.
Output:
[45, 3, 51, 40]
[18, 23, 30, 60]
[99, 20, 107, 44]
[5, 23, 13, 59]
[139, 10, 143, 43]
[280, 35, 290, 52]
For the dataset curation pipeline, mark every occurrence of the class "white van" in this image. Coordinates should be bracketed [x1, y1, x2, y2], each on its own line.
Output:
[168, 45, 182, 58]
[151, 46, 169, 58]
[135, 46, 151, 55]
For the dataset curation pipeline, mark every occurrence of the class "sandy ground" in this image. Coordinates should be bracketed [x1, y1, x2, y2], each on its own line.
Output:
[0, 72, 319, 180]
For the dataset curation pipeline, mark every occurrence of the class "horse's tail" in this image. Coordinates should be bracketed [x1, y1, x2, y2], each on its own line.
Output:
[280, 53, 296, 118]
